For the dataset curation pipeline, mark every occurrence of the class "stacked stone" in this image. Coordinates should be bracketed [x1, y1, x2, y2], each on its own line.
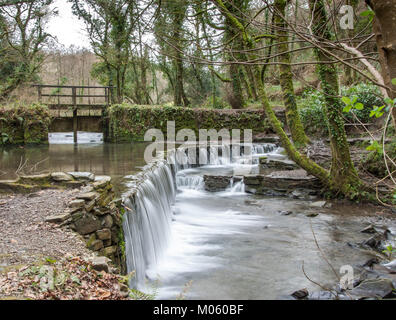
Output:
[45, 172, 124, 268]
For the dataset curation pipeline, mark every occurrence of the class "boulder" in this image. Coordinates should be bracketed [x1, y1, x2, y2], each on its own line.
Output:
[92, 256, 110, 272]
[203, 175, 232, 192]
[96, 229, 111, 240]
[74, 215, 102, 235]
[102, 215, 113, 228]
[350, 278, 395, 298]
[101, 246, 117, 257]
[89, 239, 104, 251]
[51, 172, 73, 182]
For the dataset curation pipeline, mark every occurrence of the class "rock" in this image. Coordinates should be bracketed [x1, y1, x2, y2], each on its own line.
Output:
[89, 239, 104, 251]
[96, 228, 111, 240]
[93, 208, 110, 216]
[51, 172, 73, 182]
[308, 291, 335, 300]
[45, 213, 71, 223]
[74, 215, 102, 235]
[85, 200, 96, 212]
[101, 246, 117, 257]
[93, 176, 111, 189]
[244, 173, 321, 195]
[203, 175, 232, 192]
[350, 278, 395, 298]
[291, 189, 307, 199]
[279, 210, 293, 216]
[110, 198, 122, 207]
[291, 288, 309, 299]
[310, 201, 326, 208]
[77, 192, 99, 201]
[67, 172, 95, 181]
[69, 199, 85, 209]
[102, 215, 113, 228]
[384, 260, 396, 272]
[260, 158, 298, 172]
[360, 225, 377, 234]
[92, 256, 110, 272]
[306, 212, 319, 218]
[362, 234, 384, 250]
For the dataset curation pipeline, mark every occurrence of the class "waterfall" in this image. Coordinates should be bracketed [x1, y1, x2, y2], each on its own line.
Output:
[122, 143, 278, 288]
[122, 160, 175, 288]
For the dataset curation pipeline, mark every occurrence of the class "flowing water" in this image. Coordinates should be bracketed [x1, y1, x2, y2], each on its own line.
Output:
[122, 144, 373, 299]
[0, 134, 377, 299]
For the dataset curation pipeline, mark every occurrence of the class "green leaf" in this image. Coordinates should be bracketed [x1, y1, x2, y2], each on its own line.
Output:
[354, 103, 364, 110]
[361, 10, 374, 17]
[392, 78, 396, 86]
[341, 96, 351, 105]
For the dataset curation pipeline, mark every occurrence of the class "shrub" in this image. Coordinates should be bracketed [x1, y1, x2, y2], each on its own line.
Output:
[341, 83, 385, 123]
[298, 83, 385, 136]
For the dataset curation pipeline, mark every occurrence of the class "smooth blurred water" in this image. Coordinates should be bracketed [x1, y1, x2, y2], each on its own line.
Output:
[122, 144, 374, 300]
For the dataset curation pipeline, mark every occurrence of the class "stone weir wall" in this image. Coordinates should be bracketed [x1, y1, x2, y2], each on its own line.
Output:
[0, 172, 126, 273]
[107, 104, 285, 142]
[0, 104, 51, 145]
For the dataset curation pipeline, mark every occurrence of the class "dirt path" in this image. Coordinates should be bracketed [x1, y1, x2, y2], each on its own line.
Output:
[0, 189, 93, 272]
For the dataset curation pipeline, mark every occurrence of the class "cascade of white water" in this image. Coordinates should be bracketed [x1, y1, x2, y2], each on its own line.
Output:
[122, 143, 278, 288]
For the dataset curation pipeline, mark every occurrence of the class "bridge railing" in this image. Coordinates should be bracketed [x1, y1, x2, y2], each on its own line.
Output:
[32, 84, 115, 144]
[32, 84, 115, 109]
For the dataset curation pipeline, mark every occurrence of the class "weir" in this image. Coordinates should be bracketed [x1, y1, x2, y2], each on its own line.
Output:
[122, 143, 280, 289]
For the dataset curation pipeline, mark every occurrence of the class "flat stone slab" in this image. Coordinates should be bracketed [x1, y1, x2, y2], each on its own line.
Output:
[77, 192, 100, 201]
[45, 213, 71, 223]
[51, 172, 74, 182]
[93, 176, 111, 189]
[67, 172, 95, 181]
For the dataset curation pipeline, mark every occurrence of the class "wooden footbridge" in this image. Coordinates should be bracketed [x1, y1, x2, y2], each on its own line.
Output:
[33, 84, 115, 143]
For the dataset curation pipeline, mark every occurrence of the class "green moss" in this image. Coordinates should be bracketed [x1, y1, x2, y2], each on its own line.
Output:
[0, 103, 50, 145]
[107, 104, 271, 142]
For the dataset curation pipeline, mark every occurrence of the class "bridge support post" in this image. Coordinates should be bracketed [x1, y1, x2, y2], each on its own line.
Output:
[72, 87, 78, 144]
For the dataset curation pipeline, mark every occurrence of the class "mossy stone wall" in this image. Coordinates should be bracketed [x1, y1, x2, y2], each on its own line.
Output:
[107, 104, 276, 142]
[0, 104, 51, 145]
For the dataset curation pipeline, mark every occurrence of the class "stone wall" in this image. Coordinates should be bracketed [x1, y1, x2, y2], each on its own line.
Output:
[0, 171, 126, 273]
[0, 104, 51, 145]
[107, 104, 285, 142]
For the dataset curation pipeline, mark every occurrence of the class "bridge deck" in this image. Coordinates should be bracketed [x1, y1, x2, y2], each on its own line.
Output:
[33, 84, 115, 143]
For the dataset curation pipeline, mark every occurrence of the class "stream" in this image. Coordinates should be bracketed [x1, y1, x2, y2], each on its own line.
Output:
[0, 133, 377, 299]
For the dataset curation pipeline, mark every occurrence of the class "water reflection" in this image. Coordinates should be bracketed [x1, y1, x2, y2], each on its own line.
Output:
[0, 139, 150, 194]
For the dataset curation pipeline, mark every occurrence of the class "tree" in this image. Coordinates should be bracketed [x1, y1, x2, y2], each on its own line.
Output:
[368, 0, 396, 128]
[154, 0, 190, 107]
[0, 0, 56, 99]
[70, 0, 135, 103]
[273, 0, 309, 147]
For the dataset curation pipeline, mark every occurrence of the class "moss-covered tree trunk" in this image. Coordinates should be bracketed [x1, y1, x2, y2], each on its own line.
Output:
[308, 0, 361, 193]
[370, 0, 396, 128]
[222, 0, 246, 109]
[274, 0, 309, 147]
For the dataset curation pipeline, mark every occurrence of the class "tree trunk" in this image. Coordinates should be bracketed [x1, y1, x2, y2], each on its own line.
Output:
[308, 0, 361, 192]
[274, 0, 309, 147]
[370, 0, 396, 128]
